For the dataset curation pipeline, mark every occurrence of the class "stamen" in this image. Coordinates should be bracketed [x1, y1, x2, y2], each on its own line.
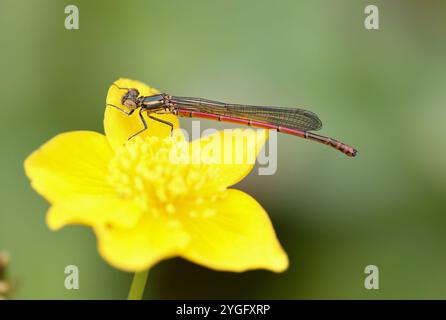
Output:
[108, 136, 224, 218]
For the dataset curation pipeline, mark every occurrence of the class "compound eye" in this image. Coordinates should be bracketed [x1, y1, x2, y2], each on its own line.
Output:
[129, 88, 140, 97]
[123, 99, 137, 107]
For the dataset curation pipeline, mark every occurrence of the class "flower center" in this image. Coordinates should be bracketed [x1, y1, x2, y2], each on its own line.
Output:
[108, 136, 225, 217]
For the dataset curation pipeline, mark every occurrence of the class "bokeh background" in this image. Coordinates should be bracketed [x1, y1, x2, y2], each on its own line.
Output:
[1, 0, 446, 299]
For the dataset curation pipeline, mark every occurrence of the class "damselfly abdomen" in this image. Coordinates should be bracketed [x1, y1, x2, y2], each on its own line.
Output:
[107, 84, 358, 157]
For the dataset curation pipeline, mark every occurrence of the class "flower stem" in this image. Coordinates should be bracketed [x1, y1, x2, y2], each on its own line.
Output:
[127, 270, 149, 300]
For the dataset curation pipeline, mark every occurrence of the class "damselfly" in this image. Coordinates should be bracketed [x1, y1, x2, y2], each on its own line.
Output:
[107, 84, 358, 157]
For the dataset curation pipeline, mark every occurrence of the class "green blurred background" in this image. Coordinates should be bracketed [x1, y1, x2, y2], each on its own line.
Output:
[1, 0, 446, 299]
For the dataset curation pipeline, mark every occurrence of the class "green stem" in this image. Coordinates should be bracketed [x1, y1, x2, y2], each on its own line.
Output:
[127, 270, 149, 300]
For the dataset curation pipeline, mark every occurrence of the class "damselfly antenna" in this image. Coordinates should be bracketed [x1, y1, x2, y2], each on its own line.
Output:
[111, 83, 130, 91]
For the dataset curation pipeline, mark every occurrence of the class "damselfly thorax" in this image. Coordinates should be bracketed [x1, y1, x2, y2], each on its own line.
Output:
[107, 83, 358, 157]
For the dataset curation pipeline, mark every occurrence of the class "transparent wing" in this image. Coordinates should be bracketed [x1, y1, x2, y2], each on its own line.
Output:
[171, 96, 322, 131]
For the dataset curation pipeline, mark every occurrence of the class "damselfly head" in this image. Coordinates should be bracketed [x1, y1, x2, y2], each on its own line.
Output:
[121, 88, 140, 108]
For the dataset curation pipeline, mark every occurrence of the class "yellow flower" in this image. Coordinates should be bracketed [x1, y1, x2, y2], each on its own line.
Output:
[24, 78, 288, 273]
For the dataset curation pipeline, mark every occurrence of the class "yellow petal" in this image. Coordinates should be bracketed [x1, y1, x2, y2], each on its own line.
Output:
[47, 196, 142, 230]
[95, 213, 190, 272]
[24, 131, 115, 204]
[104, 78, 179, 151]
[189, 129, 268, 189]
[180, 189, 288, 272]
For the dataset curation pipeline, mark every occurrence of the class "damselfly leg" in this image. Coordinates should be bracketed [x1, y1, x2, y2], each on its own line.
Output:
[128, 108, 148, 140]
[148, 115, 174, 136]
[106, 103, 135, 115]
[127, 111, 174, 140]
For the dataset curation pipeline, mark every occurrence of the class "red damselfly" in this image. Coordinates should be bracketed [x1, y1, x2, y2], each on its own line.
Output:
[107, 84, 358, 157]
